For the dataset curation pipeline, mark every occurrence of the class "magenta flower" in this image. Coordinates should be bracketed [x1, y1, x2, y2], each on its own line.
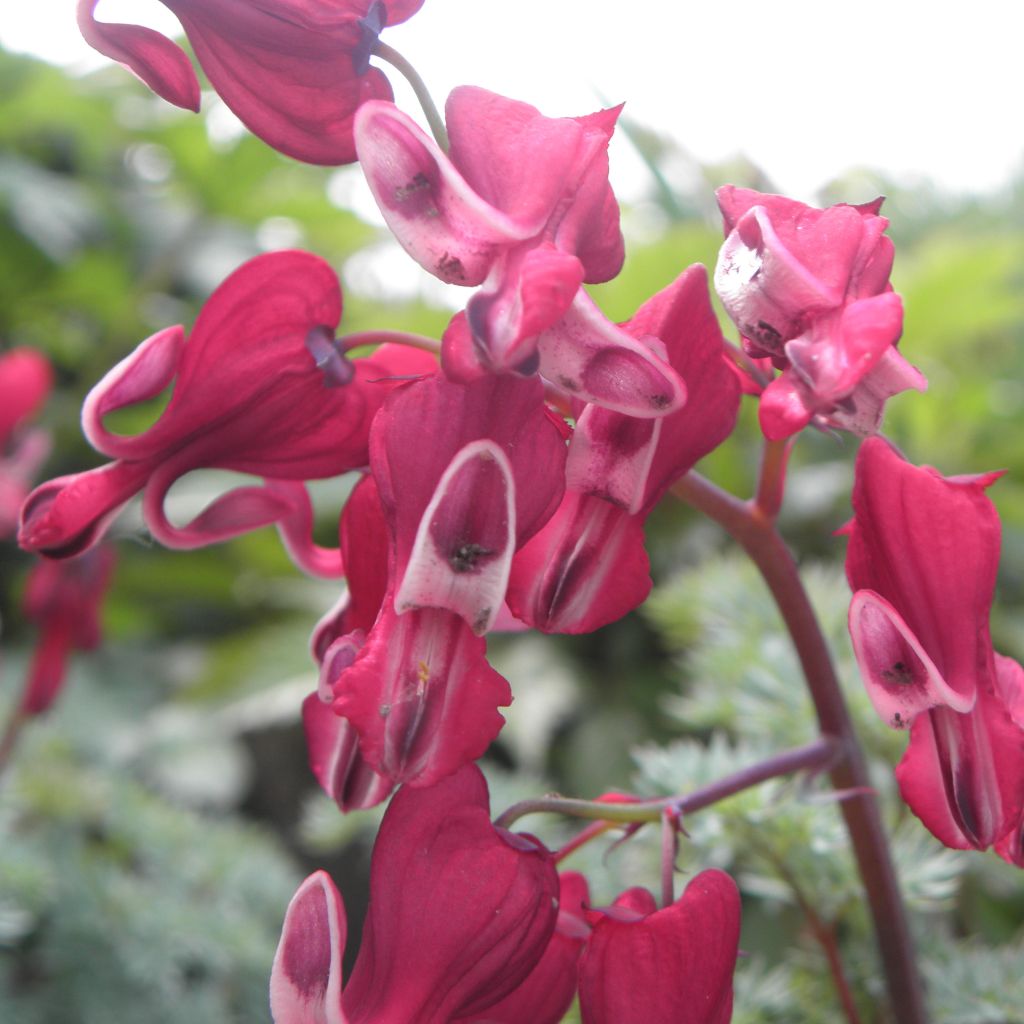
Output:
[77, 0, 424, 165]
[845, 437, 1024, 853]
[270, 764, 559, 1024]
[577, 871, 742, 1024]
[18, 251, 435, 575]
[355, 87, 685, 416]
[507, 265, 740, 633]
[0, 347, 53, 538]
[714, 187, 925, 439]
[322, 372, 566, 791]
[18, 546, 116, 716]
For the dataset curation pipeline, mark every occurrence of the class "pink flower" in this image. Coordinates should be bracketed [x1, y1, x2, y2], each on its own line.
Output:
[845, 437, 1024, 853]
[577, 871, 742, 1024]
[76, 0, 424, 165]
[270, 764, 559, 1024]
[507, 265, 740, 633]
[19, 546, 116, 716]
[355, 87, 685, 416]
[714, 187, 925, 439]
[321, 372, 566, 791]
[18, 251, 435, 575]
[0, 347, 53, 538]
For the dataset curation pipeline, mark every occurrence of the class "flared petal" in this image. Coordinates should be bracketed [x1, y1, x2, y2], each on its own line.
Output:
[536, 291, 686, 417]
[270, 871, 348, 1024]
[77, 0, 200, 112]
[849, 589, 974, 727]
[370, 373, 566, 583]
[19, 460, 153, 558]
[355, 100, 534, 283]
[395, 440, 516, 635]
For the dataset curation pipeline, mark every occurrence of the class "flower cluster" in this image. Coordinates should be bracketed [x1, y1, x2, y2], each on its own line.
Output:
[271, 766, 741, 1024]
[12, 0, 1010, 1019]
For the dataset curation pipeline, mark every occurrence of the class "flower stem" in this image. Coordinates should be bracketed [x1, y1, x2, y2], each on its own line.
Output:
[372, 42, 449, 151]
[341, 329, 442, 357]
[754, 437, 792, 521]
[670, 470, 928, 1024]
[494, 735, 838, 831]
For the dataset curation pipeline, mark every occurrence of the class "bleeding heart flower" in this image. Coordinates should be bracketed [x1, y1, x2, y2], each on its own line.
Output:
[325, 372, 566, 791]
[507, 264, 740, 633]
[270, 764, 559, 1024]
[845, 437, 1024, 852]
[77, 0, 424, 164]
[18, 251, 436, 576]
[714, 187, 925, 439]
[355, 87, 685, 416]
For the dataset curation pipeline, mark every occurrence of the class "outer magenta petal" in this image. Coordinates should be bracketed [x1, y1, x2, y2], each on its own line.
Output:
[342, 764, 559, 1024]
[19, 460, 153, 558]
[77, 0, 200, 112]
[331, 600, 511, 788]
[785, 293, 904, 404]
[507, 490, 651, 634]
[896, 687, 1024, 851]
[302, 693, 394, 811]
[455, 871, 591, 1024]
[578, 870, 742, 1024]
[846, 438, 1002, 707]
[270, 871, 348, 1024]
[81, 326, 186, 460]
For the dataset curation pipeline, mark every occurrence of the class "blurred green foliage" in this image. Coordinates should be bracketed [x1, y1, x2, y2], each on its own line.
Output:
[1, 41, 1022, 1024]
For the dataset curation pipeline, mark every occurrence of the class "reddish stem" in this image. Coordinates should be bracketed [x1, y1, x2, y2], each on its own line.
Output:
[495, 736, 838, 831]
[670, 470, 927, 1024]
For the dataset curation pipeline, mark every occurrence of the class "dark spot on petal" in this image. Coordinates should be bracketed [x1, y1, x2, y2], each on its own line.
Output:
[881, 660, 913, 685]
[449, 542, 494, 573]
[395, 172, 432, 203]
[437, 252, 465, 281]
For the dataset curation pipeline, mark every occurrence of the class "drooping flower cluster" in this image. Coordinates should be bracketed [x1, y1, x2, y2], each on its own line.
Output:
[714, 188, 926, 440]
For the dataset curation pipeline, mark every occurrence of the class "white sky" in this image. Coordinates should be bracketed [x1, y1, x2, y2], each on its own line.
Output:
[1, 0, 1021, 202]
